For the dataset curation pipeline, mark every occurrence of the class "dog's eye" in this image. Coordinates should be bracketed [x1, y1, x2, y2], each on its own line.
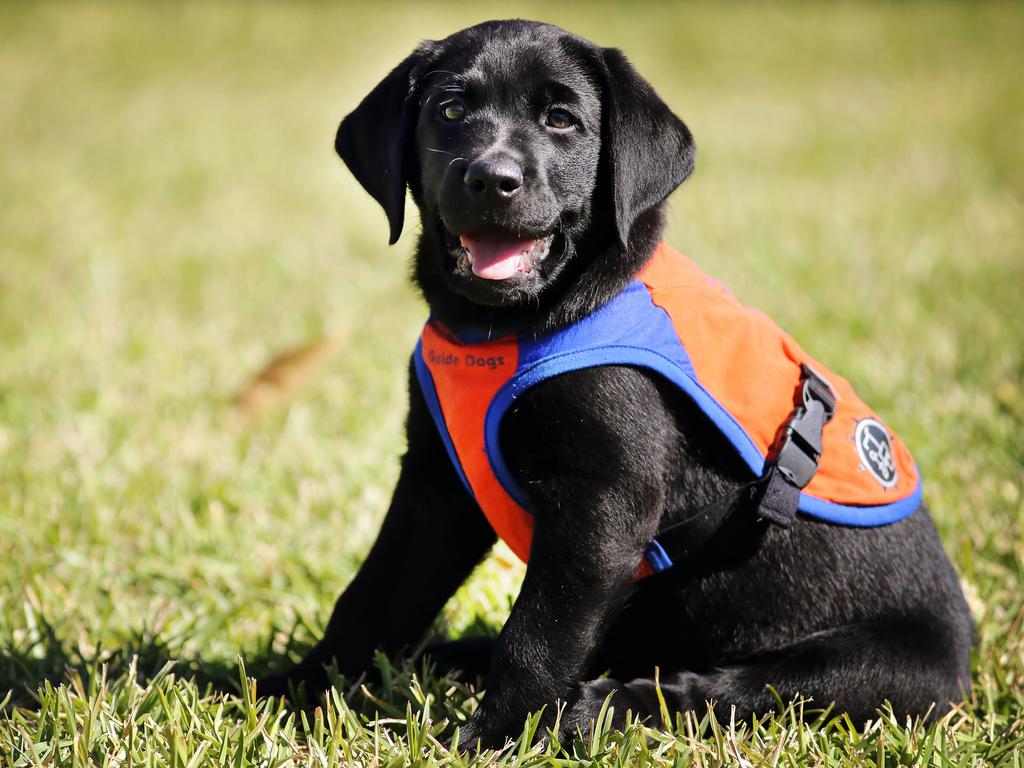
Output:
[439, 100, 466, 122]
[545, 108, 574, 130]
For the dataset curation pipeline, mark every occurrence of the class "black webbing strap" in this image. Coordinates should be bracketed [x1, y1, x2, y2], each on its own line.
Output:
[651, 474, 767, 563]
[650, 364, 837, 568]
[755, 464, 803, 527]
[756, 364, 836, 527]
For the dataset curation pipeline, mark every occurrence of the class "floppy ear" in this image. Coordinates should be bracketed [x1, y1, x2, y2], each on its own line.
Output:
[598, 48, 696, 249]
[335, 50, 426, 245]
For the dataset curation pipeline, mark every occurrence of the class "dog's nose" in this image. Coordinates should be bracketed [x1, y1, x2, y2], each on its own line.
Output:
[464, 156, 523, 199]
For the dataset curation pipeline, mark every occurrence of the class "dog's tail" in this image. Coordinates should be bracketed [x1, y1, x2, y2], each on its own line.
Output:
[233, 332, 348, 419]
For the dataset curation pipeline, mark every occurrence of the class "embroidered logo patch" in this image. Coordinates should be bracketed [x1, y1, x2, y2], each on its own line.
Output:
[855, 418, 898, 488]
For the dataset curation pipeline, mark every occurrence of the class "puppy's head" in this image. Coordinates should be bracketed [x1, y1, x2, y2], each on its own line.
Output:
[336, 20, 695, 321]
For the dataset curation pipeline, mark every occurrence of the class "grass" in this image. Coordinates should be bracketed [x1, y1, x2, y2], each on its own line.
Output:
[0, 1, 1021, 764]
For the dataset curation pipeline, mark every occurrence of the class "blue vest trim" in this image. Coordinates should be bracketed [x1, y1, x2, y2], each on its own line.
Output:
[644, 538, 674, 572]
[412, 341, 474, 497]
[483, 345, 765, 504]
[795, 479, 923, 526]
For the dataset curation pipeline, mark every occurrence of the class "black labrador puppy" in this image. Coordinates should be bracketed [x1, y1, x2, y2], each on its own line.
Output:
[258, 20, 973, 747]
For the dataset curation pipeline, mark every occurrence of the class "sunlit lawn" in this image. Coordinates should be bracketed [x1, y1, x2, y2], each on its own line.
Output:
[1, 2, 1021, 764]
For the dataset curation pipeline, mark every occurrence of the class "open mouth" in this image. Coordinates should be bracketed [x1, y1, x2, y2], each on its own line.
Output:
[447, 226, 555, 281]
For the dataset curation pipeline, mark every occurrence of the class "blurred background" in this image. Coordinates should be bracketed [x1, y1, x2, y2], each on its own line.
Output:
[1, 0, 1021, 725]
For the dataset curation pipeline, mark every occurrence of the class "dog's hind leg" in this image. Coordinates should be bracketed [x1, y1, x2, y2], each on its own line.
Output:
[563, 613, 971, 735]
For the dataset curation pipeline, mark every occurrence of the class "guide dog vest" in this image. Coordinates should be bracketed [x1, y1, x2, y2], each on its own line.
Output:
[413, 242, 922, 576]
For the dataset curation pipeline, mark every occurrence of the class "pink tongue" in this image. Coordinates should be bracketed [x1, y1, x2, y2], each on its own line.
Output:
[460, 233, 538, 280]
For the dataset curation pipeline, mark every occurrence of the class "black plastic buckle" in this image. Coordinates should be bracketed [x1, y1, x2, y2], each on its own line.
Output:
[774, 364, 836, 489]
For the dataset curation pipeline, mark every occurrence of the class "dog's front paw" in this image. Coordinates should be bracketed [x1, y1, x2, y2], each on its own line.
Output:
[453, 719, 481, 752]
[454, 711, 514, 753]
[559, 678, 623, 739]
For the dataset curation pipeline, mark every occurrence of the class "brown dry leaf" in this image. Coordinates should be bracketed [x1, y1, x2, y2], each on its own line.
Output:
[233, 332, 348, 419]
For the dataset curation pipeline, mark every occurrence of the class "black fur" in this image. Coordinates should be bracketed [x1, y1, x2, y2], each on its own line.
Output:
[258, 20, 973, 748]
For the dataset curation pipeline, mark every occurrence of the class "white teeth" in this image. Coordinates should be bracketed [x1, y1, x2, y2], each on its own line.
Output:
[450, 233, 555, 278]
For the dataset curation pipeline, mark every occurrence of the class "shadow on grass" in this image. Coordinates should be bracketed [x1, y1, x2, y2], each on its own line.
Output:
[0, 618, 490, 721]
[0, 621, 309, 709]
